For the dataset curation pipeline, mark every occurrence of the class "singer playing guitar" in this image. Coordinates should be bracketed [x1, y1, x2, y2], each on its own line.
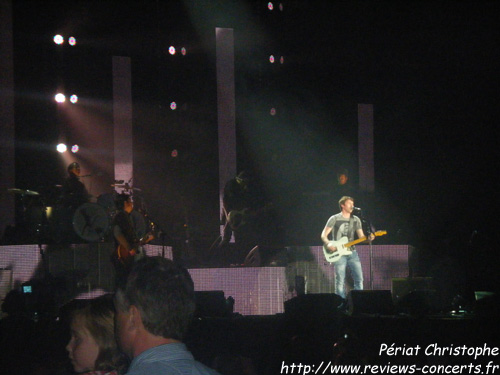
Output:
[320, 196, 375, 299]
[112, 193, 153, 286]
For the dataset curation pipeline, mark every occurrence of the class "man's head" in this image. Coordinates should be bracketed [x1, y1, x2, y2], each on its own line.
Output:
[115, 193, 133, 213]
[339, 196, 354, 212]
[114, 257, 196, 358]
[337, 169, 349, 186]
[68, 162, 81, 177]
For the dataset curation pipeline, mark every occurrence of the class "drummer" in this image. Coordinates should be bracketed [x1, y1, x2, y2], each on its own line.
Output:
[60, 162, 90, 210]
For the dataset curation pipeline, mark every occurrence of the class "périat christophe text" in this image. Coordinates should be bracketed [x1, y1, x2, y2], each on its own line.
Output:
[379, 343, 499, 360]
[279, 343, 499, 375]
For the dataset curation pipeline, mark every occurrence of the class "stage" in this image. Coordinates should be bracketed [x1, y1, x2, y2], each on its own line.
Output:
[1, 242, 413, 315]
[1, 242, 499, 375]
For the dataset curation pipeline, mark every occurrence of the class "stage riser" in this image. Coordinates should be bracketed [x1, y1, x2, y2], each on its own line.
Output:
[288, 245, 412, 292]
[0, 244, 173, 300]
[354, 244, 413, 289]
[1, 244, 411, 315]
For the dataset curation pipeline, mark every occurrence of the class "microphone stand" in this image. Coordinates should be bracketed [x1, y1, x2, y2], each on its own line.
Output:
[356, 209, 375, 291]
[369, 227, 374, 291]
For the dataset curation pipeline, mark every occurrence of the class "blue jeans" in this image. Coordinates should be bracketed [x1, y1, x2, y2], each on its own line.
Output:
[334, 250, 363, 299]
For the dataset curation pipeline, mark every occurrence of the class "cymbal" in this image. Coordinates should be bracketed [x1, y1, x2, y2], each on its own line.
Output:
[8, 188, 39, 196]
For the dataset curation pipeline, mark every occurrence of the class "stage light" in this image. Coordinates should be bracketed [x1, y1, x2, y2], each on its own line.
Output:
[69, 94, 78, 104]
[280, 56, 284, 64]
[269, 55, 275, 63]
[279, 2, 284, 11]
[268, 2, 274, 11]
[169, 46, 176, 55]
[270, 108, 276, 116]
[53, 35, 64, 45]
[68, 37, 76, 46]
[55, 93, 66, 103]
[57, 143, 67, 153]
[71, 145, 79, 153]
[181, 47, 187, 56]
[170, 102, 177, 110]
[171, 149, 178, 158]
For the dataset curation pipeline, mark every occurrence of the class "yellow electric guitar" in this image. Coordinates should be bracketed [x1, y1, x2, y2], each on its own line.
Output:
[323, 230, 387, 263]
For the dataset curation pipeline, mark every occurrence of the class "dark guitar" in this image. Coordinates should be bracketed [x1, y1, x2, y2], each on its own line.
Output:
[115, 232, 154, 266]
[227, 202, 274, 230]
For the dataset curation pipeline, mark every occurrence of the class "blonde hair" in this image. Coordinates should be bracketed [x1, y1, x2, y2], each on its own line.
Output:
[71, 294, 128, 373]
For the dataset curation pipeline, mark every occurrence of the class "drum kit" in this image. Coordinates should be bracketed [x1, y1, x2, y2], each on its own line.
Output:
[7, 180, 152, 244]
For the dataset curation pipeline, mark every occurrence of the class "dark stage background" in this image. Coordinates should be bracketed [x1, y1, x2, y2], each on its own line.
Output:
[6, 1, 500, 293]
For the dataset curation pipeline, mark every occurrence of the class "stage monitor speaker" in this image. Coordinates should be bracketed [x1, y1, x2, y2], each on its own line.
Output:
[284, 293, 344, 319]
[347, 290, 394, 315]
[474, 291, 499, 317]
[392, 277, 436, 314]
[194, 291, 231, 318]
[392, 277, 433, 301]
[396, 290, 439, 316]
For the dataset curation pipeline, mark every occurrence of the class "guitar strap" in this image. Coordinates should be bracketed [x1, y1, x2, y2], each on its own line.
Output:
[348, 216, 356, 250]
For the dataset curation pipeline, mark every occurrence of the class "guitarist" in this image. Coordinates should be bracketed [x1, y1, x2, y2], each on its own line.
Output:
[112, 193, 152, 286]
[220, 171, 255, 246]
[320, 196, 375, 299]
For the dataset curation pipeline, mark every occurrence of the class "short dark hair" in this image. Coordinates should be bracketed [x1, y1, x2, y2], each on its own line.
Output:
[114, 257, 195, 341]
[115, 193, 130, 210]
[338, 196, 354, 210]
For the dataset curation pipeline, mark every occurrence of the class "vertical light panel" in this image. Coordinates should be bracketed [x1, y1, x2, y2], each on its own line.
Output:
[113, 56, 133, 191]
[216, 28, 237, 234]
[358, 103, 375, 192]
[0, 0, 15, 235]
